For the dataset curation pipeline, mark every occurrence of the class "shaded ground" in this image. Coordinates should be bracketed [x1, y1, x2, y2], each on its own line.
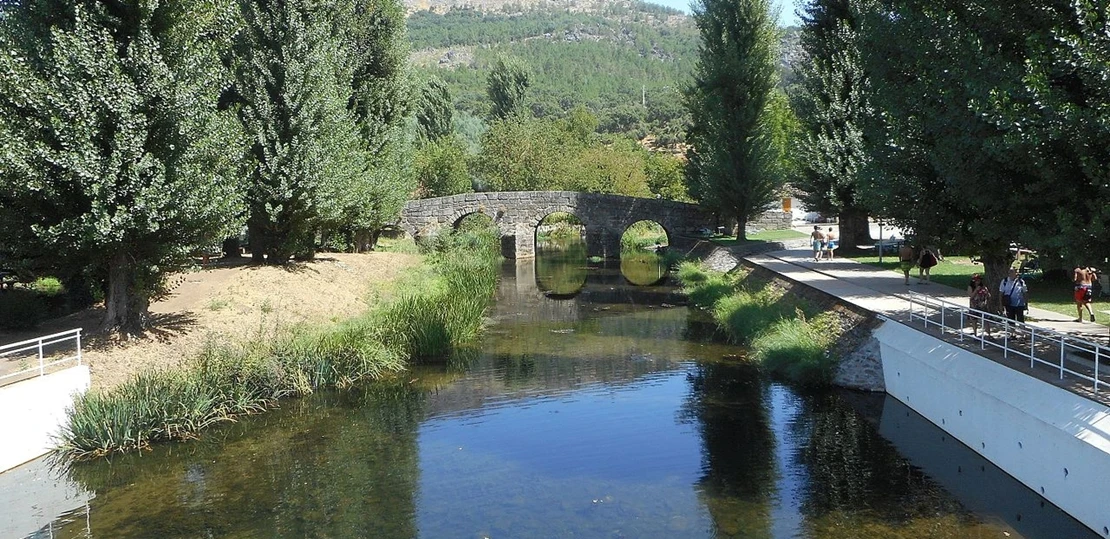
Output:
[0, 252, 421, 389]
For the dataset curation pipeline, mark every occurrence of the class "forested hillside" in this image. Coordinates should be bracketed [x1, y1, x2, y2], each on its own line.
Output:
[406, 1, 699, 144]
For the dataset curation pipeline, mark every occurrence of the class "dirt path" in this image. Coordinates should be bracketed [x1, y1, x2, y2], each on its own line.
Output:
[0, 252, 421, 389]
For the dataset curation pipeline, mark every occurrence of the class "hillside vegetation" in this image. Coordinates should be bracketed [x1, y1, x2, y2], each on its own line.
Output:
[406, 1, 699, 144]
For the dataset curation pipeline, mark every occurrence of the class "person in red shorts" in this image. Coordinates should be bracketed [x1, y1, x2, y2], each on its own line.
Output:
[1073, 266, 1096, 322]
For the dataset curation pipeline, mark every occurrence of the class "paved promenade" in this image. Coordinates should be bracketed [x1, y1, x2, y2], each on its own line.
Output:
[744, 248, 1110, 344]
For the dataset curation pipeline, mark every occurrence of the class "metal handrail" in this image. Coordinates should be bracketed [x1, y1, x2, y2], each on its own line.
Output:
[0, 328, 83, 384]
[906, 292, 1108, 395]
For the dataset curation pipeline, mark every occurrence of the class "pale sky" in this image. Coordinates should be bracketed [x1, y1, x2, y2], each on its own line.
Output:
[652, 0, 802, 27]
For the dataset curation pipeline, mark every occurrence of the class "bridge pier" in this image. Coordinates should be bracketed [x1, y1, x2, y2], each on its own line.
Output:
[585, 227, 621, 260]
[500, 226, 536, 259]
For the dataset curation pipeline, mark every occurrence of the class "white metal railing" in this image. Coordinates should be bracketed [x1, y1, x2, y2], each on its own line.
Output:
[0, 328, 83, 385]
[906, 292, 1109, 395]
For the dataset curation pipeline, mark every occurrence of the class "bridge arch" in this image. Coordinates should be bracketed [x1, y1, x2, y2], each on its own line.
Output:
[399, 191, 719, 259]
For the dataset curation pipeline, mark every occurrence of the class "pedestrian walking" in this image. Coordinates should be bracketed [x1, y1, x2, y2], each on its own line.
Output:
[825, 227, 838, 260]
[999, 268, 1029, 324]
[968, 273, 991, 336]
[1073, 265, 1097, 322]
[917, 246, 941, 284]
[810, 226, 826, 262]
[898, 244, 916, 285]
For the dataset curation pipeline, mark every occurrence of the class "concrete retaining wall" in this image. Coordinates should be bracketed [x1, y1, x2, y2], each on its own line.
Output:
[0, 454, 92, 538]
[0, 365, 89, 473]
[875, 319, 1110, 537]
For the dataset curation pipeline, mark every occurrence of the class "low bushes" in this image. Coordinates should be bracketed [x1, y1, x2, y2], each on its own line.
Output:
[679, 262, 841, 386]
[57, 225, 502, 458]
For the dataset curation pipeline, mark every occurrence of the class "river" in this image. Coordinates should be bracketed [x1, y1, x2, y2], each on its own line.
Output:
[6, 244, 1096, 538]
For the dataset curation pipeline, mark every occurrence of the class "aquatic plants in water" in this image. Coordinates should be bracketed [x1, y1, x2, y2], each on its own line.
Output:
[57, 226, 502, 457]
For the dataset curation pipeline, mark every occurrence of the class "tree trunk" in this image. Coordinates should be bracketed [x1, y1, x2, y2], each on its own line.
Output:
[101, 252, 150, 335]
[735, 215, 747, 241]
[837, 210, 872, 247]
[981, 249, 1014, 315]
[222, 237, 241, 259]
[247, 219, 265, 263]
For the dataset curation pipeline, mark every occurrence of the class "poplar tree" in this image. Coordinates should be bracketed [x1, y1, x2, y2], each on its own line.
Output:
[333, 0, 414, 252]
[417, 76, 454, 142]
[487, 55, 531, 120]
[684, 0, 781, 240]
[231, 0, 366, 262]
[792, 0, 872, 246]
[0, 0, 242, 333]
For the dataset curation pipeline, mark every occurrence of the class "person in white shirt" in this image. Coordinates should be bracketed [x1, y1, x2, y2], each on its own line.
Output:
[999, 268, 1028, 323]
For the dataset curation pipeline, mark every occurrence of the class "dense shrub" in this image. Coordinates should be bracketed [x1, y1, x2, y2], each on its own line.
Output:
[0, 289, 46, 330]
[31, 276, 65, 296]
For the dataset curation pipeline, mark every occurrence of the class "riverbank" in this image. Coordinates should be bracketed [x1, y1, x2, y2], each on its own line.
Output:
[54, 230, 503, 456]
[0, 251, 422, 390]
[677, 259, 874, 387]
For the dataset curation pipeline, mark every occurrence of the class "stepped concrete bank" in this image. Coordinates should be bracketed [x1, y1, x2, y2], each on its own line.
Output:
[0, 366, 90, 473]
[701, 245, 1110, 536]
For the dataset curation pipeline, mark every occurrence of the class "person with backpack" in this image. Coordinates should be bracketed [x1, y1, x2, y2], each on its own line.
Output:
[999, 267, 1029, 323]
[968, 273, 992, 335]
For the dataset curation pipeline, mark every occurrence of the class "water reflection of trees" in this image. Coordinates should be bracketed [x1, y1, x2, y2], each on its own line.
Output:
[61, 382, 425, 537]
[790, 391, 969, 532]
[680, 362, 775, 537]
[535, 240, 588, 296]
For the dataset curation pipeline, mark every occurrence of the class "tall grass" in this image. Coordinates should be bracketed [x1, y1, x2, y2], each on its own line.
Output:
[678, 261, 737, 308]
[751, 312, 840, 386]
[676, 262, 842, 386]
[57, 224, 502, 458]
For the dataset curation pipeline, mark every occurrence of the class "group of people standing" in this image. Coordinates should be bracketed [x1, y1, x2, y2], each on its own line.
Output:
[966, 268, 1029, 326]
[809, 226, 839, 262]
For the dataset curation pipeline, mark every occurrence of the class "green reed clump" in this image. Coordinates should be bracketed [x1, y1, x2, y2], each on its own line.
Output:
[58, 224, 502, 457]
[377, 225, 500, 360]
[751, 312, 841, 386]
[678, 262, 738, 308]
[712, 288, 789, 343]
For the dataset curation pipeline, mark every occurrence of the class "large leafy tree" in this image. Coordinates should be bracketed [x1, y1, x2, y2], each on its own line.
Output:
[0, 0, 242, 333]
[989, 0, 1110, 265]
[792, 0, 872, 246]
[231, 0, 368, 262]
[857, 0, 1099, 291]
[331, 0, 414, 252]
[684, 0, 781, 240]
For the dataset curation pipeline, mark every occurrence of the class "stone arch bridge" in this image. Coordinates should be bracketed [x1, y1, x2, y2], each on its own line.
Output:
[399, 191, 719, 258]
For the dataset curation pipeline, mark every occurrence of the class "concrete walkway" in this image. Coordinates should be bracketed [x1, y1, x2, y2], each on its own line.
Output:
[744, 248, 1110, 344]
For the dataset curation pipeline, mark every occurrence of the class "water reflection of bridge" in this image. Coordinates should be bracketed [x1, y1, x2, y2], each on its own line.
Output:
[491, 258, 686, 325]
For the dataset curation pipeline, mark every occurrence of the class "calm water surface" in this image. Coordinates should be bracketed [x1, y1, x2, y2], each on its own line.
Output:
[15, 246, 1097, 538]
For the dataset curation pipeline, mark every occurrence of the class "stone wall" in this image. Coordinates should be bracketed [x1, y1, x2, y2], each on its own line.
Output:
[400, 192, 718, 259]
[749, 210, 792, 231]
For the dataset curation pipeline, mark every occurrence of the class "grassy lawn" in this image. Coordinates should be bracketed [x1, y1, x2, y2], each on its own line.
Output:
[846, 253, 1109, 326]
[709, 229, 808, 246]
